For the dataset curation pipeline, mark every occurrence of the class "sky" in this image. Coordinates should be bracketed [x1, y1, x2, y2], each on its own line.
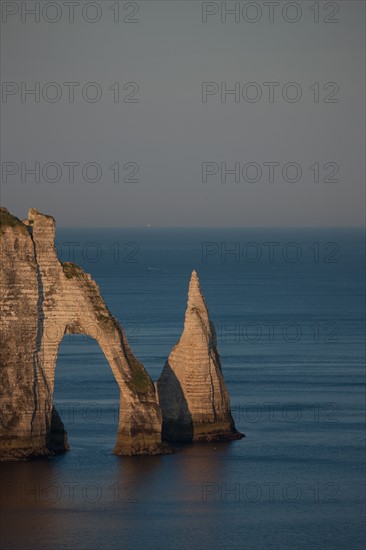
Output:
[1, 0, 365, 227]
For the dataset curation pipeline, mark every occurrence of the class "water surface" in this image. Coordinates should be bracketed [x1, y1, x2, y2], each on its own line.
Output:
[1, 228, 365, 550]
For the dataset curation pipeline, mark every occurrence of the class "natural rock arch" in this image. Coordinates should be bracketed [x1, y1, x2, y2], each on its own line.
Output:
[0, 208, 168, 459]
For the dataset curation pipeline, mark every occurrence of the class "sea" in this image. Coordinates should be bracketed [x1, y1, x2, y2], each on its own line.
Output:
[1, 227, 365, 550]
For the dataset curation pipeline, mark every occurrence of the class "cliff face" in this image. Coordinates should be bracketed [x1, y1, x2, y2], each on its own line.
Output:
[0, 207, 168, 459]
[156, 271, 243, 442]
[0, 209, 47, 459]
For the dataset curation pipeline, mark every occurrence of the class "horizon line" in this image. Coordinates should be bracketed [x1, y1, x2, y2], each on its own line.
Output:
[56, 225, 366, 229]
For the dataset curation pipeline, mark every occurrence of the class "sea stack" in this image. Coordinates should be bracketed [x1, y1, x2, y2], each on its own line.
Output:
[156, 270, 243, 442]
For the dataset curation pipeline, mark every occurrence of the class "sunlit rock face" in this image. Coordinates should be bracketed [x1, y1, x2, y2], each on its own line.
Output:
[156, 271, 243, 442]
[0, 207, 168, 460]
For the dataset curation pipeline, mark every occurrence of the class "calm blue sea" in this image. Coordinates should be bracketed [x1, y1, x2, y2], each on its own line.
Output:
[1, 228, 365, 550]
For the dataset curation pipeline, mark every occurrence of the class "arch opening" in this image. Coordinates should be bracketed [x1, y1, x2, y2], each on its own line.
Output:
[53, 334, 120, 454]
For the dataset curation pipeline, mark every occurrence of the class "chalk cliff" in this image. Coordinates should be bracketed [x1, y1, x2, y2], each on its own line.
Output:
[0, 207, 243, 460]
[0, 207, 168, 459]
[156, 270, 243, 442]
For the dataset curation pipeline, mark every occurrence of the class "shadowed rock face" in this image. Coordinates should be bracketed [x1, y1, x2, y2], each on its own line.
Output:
[0, 207, 169, 460]
[156, 270, 243, 442]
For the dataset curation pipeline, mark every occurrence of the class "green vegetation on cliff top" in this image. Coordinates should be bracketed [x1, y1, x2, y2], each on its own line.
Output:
[0, 208, 26, 232]
[62, 262, 84, 279]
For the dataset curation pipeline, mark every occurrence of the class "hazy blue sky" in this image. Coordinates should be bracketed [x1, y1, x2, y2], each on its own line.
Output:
[1, 0, 364, 226]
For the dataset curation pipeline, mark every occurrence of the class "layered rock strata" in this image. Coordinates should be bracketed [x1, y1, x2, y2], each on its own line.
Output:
[156, 270, 243, 442]
[0, 207, 168, 459]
